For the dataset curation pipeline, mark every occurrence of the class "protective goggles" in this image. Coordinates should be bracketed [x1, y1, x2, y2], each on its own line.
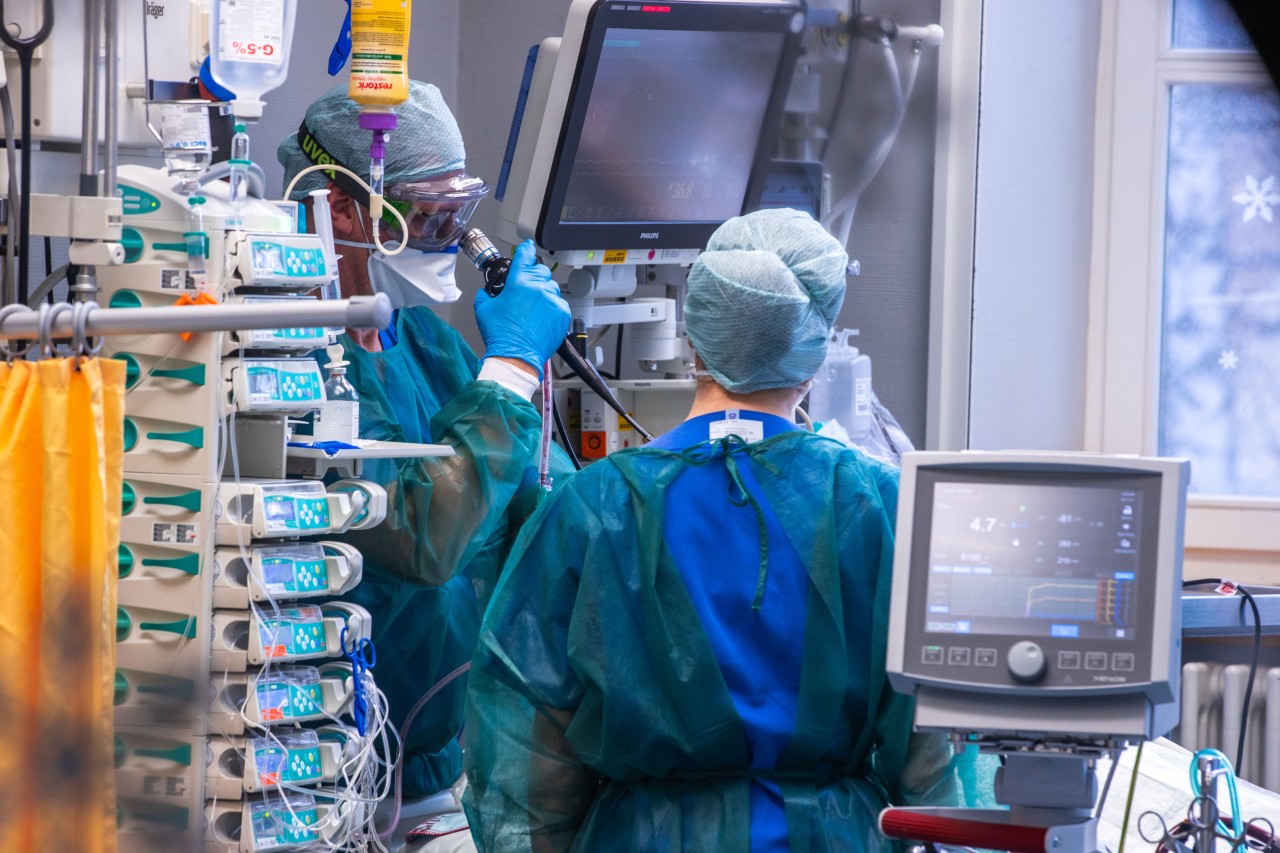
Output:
[382, 174, 489, 252]
[294, 120, 488, 251]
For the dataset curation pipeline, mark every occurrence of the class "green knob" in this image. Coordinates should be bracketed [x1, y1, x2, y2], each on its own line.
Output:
[137, 676, 194, 696]
[182, 231, 210, 260]
[143, 489, 202, 513]
[138, 617, 197, 639]
[141, 554, 200, 576]
[121, 482, 137, 515]
[120, 228, 144, 263]
[135, 743, 192, 766]
[317, 729, 348, 747]
[120, 354, 204, 387]
[151, 363, 205, 386]
[114, 734, 126, 768]
[136, 677, 194, 700]
[130, 806, 189, 830]
[114, 670, 129, 706]
[123, 418, 138, 452]
[120, 354, 141, 389]
[116, 608, 131, 641]
[108, 289, 143, 309]
[145, 427, 203, 449]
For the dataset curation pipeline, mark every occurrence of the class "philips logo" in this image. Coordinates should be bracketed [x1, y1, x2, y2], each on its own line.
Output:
[639, 232, 659, 239]
[147, 2, 164, 18]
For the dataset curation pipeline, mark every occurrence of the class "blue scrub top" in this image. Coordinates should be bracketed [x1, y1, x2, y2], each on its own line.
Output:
[650, 411, 808, 853]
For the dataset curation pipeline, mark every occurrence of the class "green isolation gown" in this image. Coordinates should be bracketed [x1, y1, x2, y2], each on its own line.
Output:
[323, 306, 566, 797]
[464, 426, 986, 852]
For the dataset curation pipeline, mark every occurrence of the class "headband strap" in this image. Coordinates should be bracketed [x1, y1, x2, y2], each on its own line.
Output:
[295, 119, 373, 210]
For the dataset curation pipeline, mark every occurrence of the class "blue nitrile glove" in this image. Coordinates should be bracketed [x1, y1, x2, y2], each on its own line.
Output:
[474, 240, 570, 380]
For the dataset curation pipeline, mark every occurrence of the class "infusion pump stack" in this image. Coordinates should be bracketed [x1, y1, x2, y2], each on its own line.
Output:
[881, 451, 1190, 853]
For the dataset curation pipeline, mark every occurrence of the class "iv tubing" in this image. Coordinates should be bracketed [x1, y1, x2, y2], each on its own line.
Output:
[539, 361, 554, 490]
[283, 163, 408, 256]
[311, 189, 339, 264]
[377, 661, 472, 843]
[822, 40, 916, 230]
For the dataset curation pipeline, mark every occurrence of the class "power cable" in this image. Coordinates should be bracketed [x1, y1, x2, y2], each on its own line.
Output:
[1181, 578, 1263, 775]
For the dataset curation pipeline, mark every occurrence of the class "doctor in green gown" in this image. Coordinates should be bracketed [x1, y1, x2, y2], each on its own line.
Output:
[277, 81, 571, 800]
[464, 208, 984, 852]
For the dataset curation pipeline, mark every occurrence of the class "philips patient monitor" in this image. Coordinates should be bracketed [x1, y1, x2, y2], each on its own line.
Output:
[497, 0, 804, 265]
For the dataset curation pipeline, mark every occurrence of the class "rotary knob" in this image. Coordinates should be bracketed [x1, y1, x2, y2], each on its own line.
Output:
[1007, 640, 1048, 684]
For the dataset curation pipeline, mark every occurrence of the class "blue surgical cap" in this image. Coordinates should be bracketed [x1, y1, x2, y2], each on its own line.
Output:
[685, 208, 848, 394]
[277, 81, 466, 200]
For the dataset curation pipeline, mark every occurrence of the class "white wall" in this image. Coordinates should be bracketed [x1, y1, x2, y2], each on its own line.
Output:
[966, 1, 1100, 451]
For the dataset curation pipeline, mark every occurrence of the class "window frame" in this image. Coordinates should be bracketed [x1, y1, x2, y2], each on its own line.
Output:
[1087, 0, 1280, 559]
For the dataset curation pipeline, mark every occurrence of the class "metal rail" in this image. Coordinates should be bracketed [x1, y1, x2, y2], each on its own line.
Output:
[0, 294, 393, 340]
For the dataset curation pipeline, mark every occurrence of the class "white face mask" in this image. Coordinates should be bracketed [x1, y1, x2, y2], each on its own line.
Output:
[338, 239, 462, 307]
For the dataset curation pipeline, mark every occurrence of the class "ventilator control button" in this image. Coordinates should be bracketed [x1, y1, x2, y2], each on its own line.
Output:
[1006, 640, 1047, 684]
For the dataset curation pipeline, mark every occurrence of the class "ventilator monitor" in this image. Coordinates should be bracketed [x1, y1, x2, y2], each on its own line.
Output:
[886, 451, 1189, 742]
[497, 0, 804, 263]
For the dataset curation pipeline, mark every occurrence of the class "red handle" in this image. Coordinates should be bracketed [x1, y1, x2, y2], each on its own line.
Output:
[880, 808, 1049, 853]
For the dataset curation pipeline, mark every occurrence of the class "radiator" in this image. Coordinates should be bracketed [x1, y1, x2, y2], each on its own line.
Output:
[1176, 662, 1280, 792]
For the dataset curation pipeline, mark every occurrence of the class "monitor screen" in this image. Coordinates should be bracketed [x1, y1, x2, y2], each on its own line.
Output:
[557, 27, 783, 226]
[922, 478, 1148, 642]
[534, 2, 802, 252]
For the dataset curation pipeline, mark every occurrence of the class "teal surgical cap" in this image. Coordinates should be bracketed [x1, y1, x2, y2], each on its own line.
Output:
[685, 208, 848, 394]
[277, 80, 466, 200]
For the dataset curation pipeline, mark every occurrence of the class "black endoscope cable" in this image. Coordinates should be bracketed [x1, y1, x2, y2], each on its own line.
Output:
[1181, 577, 1262, 776]
[461, 229, 655, 445]
[552, 399, 581, 471]
[555, 337, 654, 441]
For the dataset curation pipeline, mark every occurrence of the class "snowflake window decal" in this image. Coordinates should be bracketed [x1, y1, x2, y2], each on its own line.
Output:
[1231, 174, 1280, 223]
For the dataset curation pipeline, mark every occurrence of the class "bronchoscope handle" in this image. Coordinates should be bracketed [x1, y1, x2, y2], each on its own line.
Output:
[460, 228, 510, 297]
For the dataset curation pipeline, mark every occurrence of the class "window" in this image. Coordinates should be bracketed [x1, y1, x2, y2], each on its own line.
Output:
[1160, 82, 1280, 497]
[1090, 0, 1280, 571]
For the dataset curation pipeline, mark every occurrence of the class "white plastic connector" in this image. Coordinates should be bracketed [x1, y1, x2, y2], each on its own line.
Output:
[327, 479, 387, 532]
[68, 241, 126, 266]
[896, 23, 944, 46]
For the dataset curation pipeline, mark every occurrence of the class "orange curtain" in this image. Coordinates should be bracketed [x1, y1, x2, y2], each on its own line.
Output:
[0, 356, 124, 852]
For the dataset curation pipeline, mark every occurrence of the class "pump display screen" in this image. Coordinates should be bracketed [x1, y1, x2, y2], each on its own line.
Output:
[558, 28, 783, 225]
[262, 559, 296, 586]
[922, 480, 1146, 642]
[264, 498, 296, 523]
